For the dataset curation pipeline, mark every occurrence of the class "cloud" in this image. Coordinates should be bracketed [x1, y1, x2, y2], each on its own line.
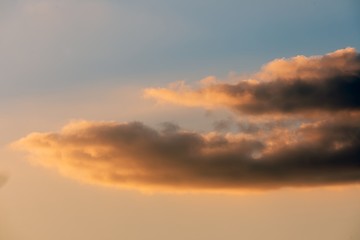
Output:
[0, 173, 7, 188]
[12, 48, 360, 193]
[13, 118, 360, 192]
[145, 48, 360, 114]
[213, 118, 233, 132]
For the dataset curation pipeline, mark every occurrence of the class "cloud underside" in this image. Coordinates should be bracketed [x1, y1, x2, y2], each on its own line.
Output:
[145, 48, 360, 114]
[15, 118, 360, 192]
[14, 48, 360, 192]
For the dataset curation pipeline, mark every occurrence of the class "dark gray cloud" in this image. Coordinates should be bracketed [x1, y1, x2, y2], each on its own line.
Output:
[14, 119, 360, 192]
[219, 74, 360, 114]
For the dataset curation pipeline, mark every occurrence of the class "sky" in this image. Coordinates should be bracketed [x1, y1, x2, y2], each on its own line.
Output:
[1, 0, 360, 239]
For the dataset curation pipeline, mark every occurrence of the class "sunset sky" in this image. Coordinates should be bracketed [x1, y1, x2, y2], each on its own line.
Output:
[1, 0, 360, 239]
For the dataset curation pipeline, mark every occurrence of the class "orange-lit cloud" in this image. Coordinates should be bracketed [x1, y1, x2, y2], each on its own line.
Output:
[14, 118, 360, 192]
[145, 48, 360, 114]
[256, 47, 360, 81]
[13, 48, 360, 193]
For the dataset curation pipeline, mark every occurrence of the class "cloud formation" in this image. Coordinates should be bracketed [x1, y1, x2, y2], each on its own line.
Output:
[14, 48, 360, 193]
[14, 118, 360, 192]
[145, 48, 360, 114]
